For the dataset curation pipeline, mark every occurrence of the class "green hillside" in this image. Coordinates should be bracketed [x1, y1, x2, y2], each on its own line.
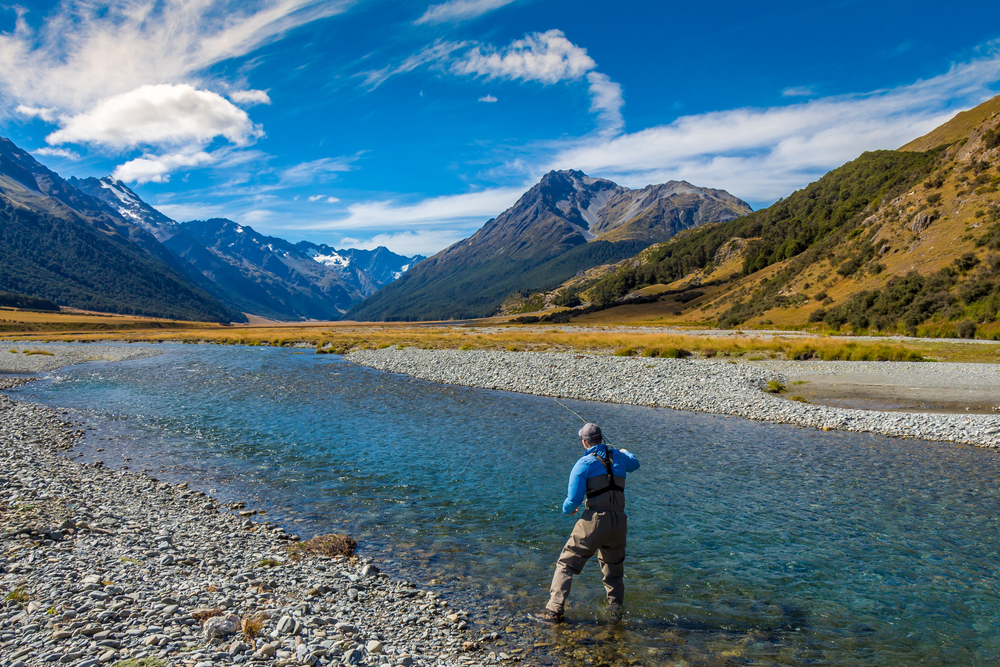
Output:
[588, 149, 941, 314]
[0, 200, 240, 322]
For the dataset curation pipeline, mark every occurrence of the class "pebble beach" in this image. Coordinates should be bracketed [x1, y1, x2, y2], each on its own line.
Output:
[346, 347, 1000, 449]
[0, 346, 509, 667]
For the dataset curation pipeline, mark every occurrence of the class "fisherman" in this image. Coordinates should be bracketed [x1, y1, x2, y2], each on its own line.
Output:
[534, 422, 640, 624]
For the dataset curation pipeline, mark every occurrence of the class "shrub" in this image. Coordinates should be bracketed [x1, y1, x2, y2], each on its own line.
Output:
[765, 380, 786, 393]
[926, 193, 942, 204]
[808, 308, 827, 323]
[954, 253, 980, 272]
[957, 320, 978, 339]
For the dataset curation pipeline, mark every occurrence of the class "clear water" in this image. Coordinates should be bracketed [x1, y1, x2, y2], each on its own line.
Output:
[10, 344, 1000, 666]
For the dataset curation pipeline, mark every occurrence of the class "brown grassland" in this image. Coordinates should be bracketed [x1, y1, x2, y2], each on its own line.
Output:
[2, 307, 1000, 364]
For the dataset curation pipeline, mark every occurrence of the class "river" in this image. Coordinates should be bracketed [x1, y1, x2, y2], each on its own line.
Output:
[11, 343, 1000, 666]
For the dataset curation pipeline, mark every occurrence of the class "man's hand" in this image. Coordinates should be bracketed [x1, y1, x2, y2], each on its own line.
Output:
[619, 448, 630, 454]
[569, 507, 579, 516]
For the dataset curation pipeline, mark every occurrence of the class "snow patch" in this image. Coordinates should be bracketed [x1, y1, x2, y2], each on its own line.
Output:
[313, 253, 350, 268]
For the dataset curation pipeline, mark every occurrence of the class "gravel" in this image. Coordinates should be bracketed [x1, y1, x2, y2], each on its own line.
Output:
[347, 348, 1000, 449]
[0, 375, 509, 667]
[0, 343, 161, 373]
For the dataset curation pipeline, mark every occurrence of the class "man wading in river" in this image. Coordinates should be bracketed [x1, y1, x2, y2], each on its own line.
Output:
[534, 423, 640, 624]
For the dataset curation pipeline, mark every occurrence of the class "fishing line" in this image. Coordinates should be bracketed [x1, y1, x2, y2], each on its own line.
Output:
[554, 399, 613, 447]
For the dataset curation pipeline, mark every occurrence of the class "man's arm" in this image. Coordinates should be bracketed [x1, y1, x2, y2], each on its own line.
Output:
[561, 457, 590, 514]
[617, 448, 640, 472]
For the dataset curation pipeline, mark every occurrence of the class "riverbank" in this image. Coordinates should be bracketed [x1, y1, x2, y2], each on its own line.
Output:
[0, 343, 162, 373]
[0, 374, 506, 667]
[346, 348, 1000, 449]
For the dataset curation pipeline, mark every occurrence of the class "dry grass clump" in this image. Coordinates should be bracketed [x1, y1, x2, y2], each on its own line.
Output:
[241, 612, 268, 639]
[287, 533, 357, 561]
[109, 659, 168, 667]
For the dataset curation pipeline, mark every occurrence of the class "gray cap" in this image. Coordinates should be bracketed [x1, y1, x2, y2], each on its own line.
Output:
[579, 423, 602, 441]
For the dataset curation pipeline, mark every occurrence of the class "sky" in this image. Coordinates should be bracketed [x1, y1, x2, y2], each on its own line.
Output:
[1, 0, 1000, 257]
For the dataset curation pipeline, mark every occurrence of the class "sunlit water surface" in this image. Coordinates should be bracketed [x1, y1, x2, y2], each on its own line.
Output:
[10, 344, 1000, 666]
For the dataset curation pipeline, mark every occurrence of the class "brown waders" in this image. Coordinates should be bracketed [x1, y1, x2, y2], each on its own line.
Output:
[546, 451, 628, 615]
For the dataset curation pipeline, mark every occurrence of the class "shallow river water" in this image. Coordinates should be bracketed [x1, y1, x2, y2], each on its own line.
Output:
[11, 344, 1000, 666]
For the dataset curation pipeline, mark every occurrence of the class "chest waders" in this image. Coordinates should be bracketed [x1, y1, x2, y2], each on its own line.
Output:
[546, 448, 630, 616]
[585, 449, 626, 512]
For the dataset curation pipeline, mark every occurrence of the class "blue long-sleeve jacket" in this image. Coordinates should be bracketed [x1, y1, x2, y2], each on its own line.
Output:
[562, 443, 640, 514]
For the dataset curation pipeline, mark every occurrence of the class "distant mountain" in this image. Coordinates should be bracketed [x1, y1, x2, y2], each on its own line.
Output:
[0, 139, 242, 322]
[347, 169, 750, 321]
[77, 177, 422, 321]
[296, 242, 425, 296]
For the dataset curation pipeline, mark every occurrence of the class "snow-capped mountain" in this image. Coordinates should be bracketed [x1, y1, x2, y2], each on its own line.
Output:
[72, 177, 179, 242]
[75, 176, 422, 320]
[296, 242, 425, 296]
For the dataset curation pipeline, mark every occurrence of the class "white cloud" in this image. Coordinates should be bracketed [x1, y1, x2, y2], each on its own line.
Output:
[308, 194, 325, 202]
[359, 40, 466, 89]
[0, 0, 353, 115]
[47, 84, 262, 150]
[326, 196, 340, 203]
[295, 186, 525, 231]
[32, 147, 80, 160]
[112, 150, 215, 184]
[586, 72, 623, 134]
[338, 230, 468, 256]
[15, 105, 57, 121]
[478, 94, 498, 103]
[782, 86, 815, 97]
[228, 89, 272, 106]
[453, 29, 595, 84]
[280, 157, 359, 184]
[415, 0, 515, 25]
[545, 53, 1000, 204]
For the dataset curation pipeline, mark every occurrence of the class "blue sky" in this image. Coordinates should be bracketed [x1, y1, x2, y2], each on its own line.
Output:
[2, 0, 1000, 256]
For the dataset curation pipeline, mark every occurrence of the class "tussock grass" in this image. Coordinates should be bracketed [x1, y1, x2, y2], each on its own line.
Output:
[287, 533, 357, 560]
[4, 585, 29, 605]
[110, 659, 168, 667]
[241, 612, 268, 639]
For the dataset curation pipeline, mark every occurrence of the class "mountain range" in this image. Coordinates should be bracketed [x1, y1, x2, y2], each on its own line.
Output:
[347, 170, 751, 321]
[0, 140, 422, 322]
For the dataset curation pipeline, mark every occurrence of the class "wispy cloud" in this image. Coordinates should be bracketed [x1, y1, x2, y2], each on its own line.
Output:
[366, 30, 623, 133]
[32, 147, 80, 160]
[414, 0, 516, 25]
[0, 1, 353, 183]
[545, 52, 1000, 204]
[280, 156, 361, 185]
[782, 85, 815, 97]
[0, 0, 355, 114]
[359, 40, 466, 90]
[294, 186, 525, 231]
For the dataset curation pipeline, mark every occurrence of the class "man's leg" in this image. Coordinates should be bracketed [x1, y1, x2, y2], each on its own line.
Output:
[596, 512, 627, 606]
[546, 512, 600, 614]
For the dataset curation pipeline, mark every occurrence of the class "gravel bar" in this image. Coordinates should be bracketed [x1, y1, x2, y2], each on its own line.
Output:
[0, 343, 161, 373]
[347, 348, 1000, 449]
[0, 376, 508, 667]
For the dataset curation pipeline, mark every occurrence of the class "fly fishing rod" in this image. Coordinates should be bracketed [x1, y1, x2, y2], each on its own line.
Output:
[554, 399, 614, 447]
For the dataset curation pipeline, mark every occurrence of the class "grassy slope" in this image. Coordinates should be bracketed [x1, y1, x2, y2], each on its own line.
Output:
[900, 96, 1000, 152]
[549, 96, 1000, 339]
